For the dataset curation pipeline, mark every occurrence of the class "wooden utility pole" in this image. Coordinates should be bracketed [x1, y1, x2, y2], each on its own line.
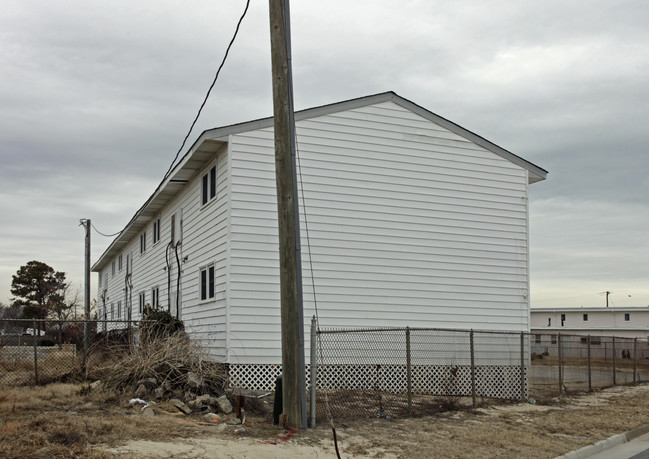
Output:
[83, 218, 91, 371]
[269, 0, 306, 430]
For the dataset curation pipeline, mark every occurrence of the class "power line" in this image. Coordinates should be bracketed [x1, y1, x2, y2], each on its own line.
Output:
[162, 0, 251, 182]
[90, 222, 121, 238]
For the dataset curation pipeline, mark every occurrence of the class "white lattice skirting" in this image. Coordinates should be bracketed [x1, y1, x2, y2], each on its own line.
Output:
[229, 363, 527, 400]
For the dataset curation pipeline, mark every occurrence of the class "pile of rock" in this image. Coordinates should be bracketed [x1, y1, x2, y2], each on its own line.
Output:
[92, 369, 242, 424]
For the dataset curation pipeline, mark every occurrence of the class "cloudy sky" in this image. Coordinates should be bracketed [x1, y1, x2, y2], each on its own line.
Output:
[1, 0, 647, 309]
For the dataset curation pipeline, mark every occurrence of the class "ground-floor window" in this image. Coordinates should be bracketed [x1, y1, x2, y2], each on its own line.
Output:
[200, 265, 215, 301]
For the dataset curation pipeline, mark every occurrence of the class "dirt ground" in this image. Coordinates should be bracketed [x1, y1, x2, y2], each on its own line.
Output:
[4, 383, 649, 458]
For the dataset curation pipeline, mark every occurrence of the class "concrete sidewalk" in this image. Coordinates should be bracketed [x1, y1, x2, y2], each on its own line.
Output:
[555, 426, 649, 459]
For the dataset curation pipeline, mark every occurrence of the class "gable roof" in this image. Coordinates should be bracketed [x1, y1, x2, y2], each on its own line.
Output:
[92, 91, 547, 272]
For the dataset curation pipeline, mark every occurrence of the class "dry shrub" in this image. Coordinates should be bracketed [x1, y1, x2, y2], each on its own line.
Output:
[91, 332, 227, 396]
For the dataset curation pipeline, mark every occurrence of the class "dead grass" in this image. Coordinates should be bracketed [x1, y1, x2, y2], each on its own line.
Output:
[4, 381, 649, 458]
[0, 383, 222, 458]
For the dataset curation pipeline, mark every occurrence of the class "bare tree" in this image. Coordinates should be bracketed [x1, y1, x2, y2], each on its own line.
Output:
[51, 284, 80, 347]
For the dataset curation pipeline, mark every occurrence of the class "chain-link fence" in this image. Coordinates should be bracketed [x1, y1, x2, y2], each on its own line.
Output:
[530, 332, 649, 400]
[313, 326, 649, 420]
[0, 318, 141, 386]
[314, 326, 527, 420]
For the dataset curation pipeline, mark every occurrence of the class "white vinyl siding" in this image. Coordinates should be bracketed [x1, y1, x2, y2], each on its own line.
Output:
[94, 98, 537, 367]
[227, 101, 529, 364]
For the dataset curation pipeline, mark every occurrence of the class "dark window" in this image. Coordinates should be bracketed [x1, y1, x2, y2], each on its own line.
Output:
[171, 214, 176, 244]
[112, 260, 115, 277]
[201, 269, 207, 300]
[139, 292, 145, 314]
[200, 265, 215, 301]
[201, 165, 217, 205]
[209, 266, 215, 298]
[202, 174, 208, 205]
[535, 335, 541, 344]
[591, 336, 601, 345]
[117, 300, 122, 319]
[583, 313, 588, 321]
[151, 287, 159, 308]
[140, 232, 146, 254]
[625, 313, 630, 321]
[118, 254, 123, 272]
[561, 313, 566, 326]
[210, 166, 216, 200]
[548, 318, 551, 326]
[153, 218, 161, 244]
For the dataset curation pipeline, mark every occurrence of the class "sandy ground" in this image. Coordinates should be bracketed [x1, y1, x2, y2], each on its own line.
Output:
[99, 384, 649, 458]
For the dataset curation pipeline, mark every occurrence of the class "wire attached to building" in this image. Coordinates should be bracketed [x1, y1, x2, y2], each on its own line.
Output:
[162, 0, 251, 182]
[80, 219, 122, 238]
[91, 222, 122, 238]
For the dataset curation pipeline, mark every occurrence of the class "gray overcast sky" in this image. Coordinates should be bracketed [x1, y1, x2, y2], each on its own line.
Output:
[1, 0, 647, 309]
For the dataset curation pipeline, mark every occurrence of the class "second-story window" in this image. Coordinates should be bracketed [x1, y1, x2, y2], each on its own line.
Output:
[153, 218, 161, 244]
[140, 232, 147, 254]
[118, 254, 123, 272]
[625, 313, 630, 321]
[201, 165, 217, 206]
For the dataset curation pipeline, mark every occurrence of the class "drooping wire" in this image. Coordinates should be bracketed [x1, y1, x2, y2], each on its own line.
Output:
[162, 0, 251, 182]
[80, 219, 122, 238]
[91, 223, 122, 238]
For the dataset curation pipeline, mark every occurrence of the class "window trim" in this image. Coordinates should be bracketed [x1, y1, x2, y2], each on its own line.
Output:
[201, 164, 218, 206]
[200, 264, 215, 301]
[151, 287, 159, 309]
[138, 292, 145, 314]
[153, 218, 161, 245]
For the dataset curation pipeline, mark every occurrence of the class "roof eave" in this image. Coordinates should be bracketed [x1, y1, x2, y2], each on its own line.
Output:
[91, 137, 227, 272]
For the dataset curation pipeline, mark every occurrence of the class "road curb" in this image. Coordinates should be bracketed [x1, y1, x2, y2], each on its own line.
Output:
[554, 425, 649, 459]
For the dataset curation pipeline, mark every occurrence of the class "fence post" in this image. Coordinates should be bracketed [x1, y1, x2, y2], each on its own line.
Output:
[310, 315, 317, 428]
[32, 319, 39, 385]
[470, 329, 476, 409]
[612, 336, 616, 386]
[406, 327, 412, 417]
[634, 337, 638, 384]
[558, 333, 562, 400]
[520, 332, 525, 401]
[588, 335, 593, 392]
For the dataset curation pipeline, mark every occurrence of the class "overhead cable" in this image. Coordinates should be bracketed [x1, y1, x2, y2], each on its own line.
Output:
[162, 0, 251, 182]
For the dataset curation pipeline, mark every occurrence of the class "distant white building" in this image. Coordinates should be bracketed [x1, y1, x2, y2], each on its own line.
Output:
[531, 307, 649, 339]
